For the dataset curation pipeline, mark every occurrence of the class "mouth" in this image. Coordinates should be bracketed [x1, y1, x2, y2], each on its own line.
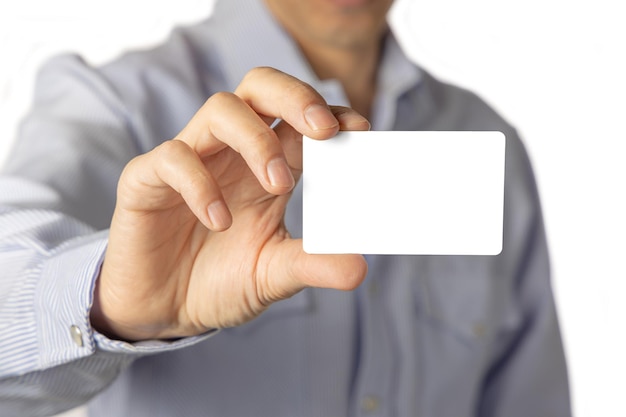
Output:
[327, 0, 371, 8]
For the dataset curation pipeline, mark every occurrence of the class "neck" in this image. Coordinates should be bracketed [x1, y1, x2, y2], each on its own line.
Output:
[298, 37, 384, 120]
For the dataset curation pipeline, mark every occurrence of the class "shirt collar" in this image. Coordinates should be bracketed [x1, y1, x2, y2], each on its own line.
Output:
[372, 31, 423, 129]
[208, 0, 422, 128]
[208, 0, 318, 91]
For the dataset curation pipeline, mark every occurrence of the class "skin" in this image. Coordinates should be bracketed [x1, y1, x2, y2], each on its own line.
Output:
[92, 1, 393, 341]
[265, 0, 394, 118]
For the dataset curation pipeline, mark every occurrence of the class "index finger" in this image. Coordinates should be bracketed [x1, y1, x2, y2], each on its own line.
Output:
[234, 67, 340, 140]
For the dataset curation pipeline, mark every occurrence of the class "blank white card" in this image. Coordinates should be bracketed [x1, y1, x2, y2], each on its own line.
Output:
[302, 131, 506, 255]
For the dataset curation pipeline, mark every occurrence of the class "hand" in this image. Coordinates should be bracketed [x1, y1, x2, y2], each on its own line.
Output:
[91, 67, 370, 341]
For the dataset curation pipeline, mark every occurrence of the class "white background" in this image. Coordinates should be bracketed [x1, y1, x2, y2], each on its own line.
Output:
[1, 1, 624, 416]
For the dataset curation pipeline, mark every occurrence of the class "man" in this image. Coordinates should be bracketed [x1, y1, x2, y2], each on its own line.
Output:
[0, 0, 571, 416]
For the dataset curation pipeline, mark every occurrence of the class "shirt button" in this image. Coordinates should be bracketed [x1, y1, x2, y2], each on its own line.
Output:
[361, 395, 380, 412]
[472, 322, 487, 338]
[368, 281, 379, 296]
[70, 325, 84, 347]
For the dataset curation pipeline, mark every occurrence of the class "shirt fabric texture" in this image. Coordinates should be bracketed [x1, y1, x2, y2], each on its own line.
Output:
[0, 0, 571, 416]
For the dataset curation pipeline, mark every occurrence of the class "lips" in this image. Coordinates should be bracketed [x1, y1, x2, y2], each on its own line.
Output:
[327, 0, 370, 8]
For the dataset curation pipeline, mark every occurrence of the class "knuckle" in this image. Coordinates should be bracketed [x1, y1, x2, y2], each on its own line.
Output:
[155, 139, 189, 160]
[206, 91, 238, 107]
[243, 66, 279, 83]
[239, 129, 280, 167]
[248, 128, 277, 151]
[123, 153, 143, 171]
[182, 169, 212, 195]
[283, 78, 316, 100]
[119, 154, 142, 183]
[153, 140, 197, 174]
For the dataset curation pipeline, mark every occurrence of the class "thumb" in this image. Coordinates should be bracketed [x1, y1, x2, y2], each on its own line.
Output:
[261, 239, 368, 302]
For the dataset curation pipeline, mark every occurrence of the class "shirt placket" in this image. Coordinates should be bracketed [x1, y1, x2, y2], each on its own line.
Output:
[350, 260, 396, 417]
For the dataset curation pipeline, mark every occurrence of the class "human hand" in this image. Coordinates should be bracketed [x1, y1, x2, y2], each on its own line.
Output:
[91, 67, 370, 341]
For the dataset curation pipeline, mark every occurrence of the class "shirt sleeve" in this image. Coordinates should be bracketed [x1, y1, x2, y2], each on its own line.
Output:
[0, 55, 214, 417]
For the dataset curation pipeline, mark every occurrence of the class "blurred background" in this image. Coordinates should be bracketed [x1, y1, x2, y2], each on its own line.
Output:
[1, 1, 624, 416]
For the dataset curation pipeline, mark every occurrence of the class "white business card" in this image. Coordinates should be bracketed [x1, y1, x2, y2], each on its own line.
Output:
[302, 131, 506, 255]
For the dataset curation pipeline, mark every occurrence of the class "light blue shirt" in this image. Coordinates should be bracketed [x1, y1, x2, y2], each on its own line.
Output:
[0, 0, 571, 416]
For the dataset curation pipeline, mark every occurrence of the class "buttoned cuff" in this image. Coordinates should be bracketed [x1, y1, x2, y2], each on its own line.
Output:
[35, 230, 109, 370]
[35, 229, 218, 368]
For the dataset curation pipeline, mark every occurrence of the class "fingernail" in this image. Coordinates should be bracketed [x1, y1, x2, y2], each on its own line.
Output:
[336, 112, 371, 131]
[267, 157, 295, 189]
[207, 200, 230, 230]
[304, 104, 339, 131]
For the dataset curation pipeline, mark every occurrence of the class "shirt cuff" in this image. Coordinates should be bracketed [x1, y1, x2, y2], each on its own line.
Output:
[93, 330, 218, 355]
[38, 229, 219, 360]
[35, 230, 109, 370]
